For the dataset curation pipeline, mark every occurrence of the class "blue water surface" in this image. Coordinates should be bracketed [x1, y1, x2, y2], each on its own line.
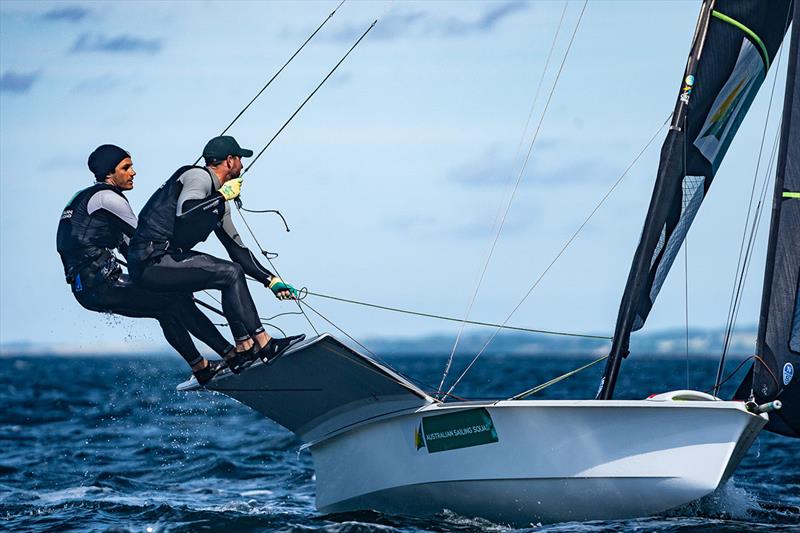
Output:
[1, 351, 798, 532]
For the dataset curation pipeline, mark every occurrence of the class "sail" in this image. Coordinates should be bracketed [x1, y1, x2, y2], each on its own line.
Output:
[599, 0, 794, 399]
[735, 0, 800, 437]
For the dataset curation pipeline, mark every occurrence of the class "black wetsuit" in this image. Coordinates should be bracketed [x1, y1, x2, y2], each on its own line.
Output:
[56, 183, 233, 366]
[128, 166, 275, 342]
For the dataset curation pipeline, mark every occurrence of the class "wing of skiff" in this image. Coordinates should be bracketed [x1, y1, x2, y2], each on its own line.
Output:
[177, 334, 436, 441]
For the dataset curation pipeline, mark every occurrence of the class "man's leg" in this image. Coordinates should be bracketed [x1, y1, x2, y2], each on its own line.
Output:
[75, 279, 214, 369]
[137, 252, 266, 348]
[173, 295, 236, 357]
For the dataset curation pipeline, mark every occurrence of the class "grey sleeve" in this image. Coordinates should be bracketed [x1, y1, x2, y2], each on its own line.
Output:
[87, 190, 138, 236]
[215, 204, 275, 284]
[219, 204, 246, 246]
[176, 168, 216, 216]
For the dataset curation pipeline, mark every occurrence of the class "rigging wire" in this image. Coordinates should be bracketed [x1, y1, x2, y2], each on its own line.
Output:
[684, 239, 690, 389]
[438, 1, 585, 396]
[444, 112, 671, 399]
[714, 6, 792, 395]
[192, 0, 347, 166]
[682, 117, 690, 389]
[296, 297, 450, 400]
[510, 354, 609, 400]
[228, 13, 381, 334]
[220, 4, 399, 356]
[242, 18, 377, 175]
[301, 289, 611, 339]
[714, 125, 781, 395]
[298, 299, 376, 358]
[438, 1, 569, 396]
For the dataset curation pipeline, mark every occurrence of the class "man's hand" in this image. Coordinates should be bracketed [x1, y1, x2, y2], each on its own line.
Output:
[218, 178, 243, 201]
[268, 276, 299, 300]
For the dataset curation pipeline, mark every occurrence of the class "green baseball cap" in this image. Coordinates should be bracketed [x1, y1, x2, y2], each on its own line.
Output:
[202, 135, 254, 161]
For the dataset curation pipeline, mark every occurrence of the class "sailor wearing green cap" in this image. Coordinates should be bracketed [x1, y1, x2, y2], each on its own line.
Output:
[128, 136, 305, 375]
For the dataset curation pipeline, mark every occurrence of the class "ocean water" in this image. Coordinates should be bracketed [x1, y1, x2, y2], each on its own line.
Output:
[2, 351, 799, 532]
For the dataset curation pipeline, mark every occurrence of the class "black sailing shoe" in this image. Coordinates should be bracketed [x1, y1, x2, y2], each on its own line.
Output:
[258, 334, 306, 365]
[224, 347, 260, 374]
[193, 359, 226, 386]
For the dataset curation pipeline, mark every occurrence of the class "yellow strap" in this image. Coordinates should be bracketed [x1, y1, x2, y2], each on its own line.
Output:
[783, 192, 800, 199]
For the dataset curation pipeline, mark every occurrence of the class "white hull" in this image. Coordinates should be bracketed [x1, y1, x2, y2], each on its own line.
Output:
[310, 397, 766, 525]
[179, 336, 767, 525]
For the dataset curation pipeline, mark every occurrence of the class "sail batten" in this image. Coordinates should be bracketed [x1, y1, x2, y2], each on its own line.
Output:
[599, 0, 794, 399]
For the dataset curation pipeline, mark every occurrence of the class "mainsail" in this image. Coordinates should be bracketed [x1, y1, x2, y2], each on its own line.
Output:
[599, 0, 794, 399]
[735, 0, 800, 437]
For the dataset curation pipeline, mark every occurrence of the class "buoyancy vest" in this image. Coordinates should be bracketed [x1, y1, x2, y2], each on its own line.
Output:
[56, 183, 127, 284]
[128, 165, 222, 267]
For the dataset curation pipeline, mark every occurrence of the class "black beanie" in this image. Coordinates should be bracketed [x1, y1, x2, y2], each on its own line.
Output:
[88, 144, 130, 181]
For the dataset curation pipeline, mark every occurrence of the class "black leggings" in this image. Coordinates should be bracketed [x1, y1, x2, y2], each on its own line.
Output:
[133, 251, 264, 342]
[74, 275, 233, 367]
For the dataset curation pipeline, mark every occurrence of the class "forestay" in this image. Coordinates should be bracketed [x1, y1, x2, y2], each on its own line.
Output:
[599, 0, 794, 399]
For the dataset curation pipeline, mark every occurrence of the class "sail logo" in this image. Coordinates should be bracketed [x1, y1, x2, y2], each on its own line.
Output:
[694, 40, 766, 171]
[784, 363, 794, 386]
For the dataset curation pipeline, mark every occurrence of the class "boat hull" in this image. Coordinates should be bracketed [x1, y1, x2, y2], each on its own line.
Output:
[310, 398, 766, 525]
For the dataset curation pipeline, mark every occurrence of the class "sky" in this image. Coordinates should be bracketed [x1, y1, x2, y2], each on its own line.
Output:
[0, 1, 791, 354]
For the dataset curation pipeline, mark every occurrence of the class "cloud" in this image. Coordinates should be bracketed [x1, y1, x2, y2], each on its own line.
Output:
[70, 33, 163, 54]
[41, 6, 90, 22]
[0, 69, 42, 93]
[449, 146, 613, 187]
[382, 207, 534, 239]
[439, 1, 529, 36]
[449, 148, 517, 187]
[326, 1, 529, 43]
[72, 76, 121, 94]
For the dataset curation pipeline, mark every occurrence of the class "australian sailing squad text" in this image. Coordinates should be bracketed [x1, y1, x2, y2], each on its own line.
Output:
[425, 424, 492, 441]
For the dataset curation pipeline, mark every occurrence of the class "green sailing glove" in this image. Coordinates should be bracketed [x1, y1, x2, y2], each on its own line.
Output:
[268, 276, 299, 300]
[218, 178, 243, 201]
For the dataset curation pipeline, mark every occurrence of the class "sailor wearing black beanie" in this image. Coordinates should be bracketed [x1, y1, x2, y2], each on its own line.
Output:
[87, 144, 130, 181]
[56, 144, 236, 383]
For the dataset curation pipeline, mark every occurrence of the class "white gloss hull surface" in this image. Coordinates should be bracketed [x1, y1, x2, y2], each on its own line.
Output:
[310, 398, 765, 525]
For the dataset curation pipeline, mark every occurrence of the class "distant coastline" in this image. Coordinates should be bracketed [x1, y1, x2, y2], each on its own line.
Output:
[0, 325, 757, 358]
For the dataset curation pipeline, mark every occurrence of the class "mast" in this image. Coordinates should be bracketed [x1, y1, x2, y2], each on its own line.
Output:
[599, 0, 794, 399]
[598, 1, 716, 399]
[736, 0, 799, 437]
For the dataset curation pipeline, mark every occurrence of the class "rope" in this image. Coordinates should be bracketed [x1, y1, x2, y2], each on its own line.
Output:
[195, 291, 293, 336]
[437, 0, 572, 396]
[510, 354, 608, 400]
[706, 354, 780, 395]
[303, 289, 611, 340]
[444, 112, 671, 399]
[234, 205, 321, 336]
